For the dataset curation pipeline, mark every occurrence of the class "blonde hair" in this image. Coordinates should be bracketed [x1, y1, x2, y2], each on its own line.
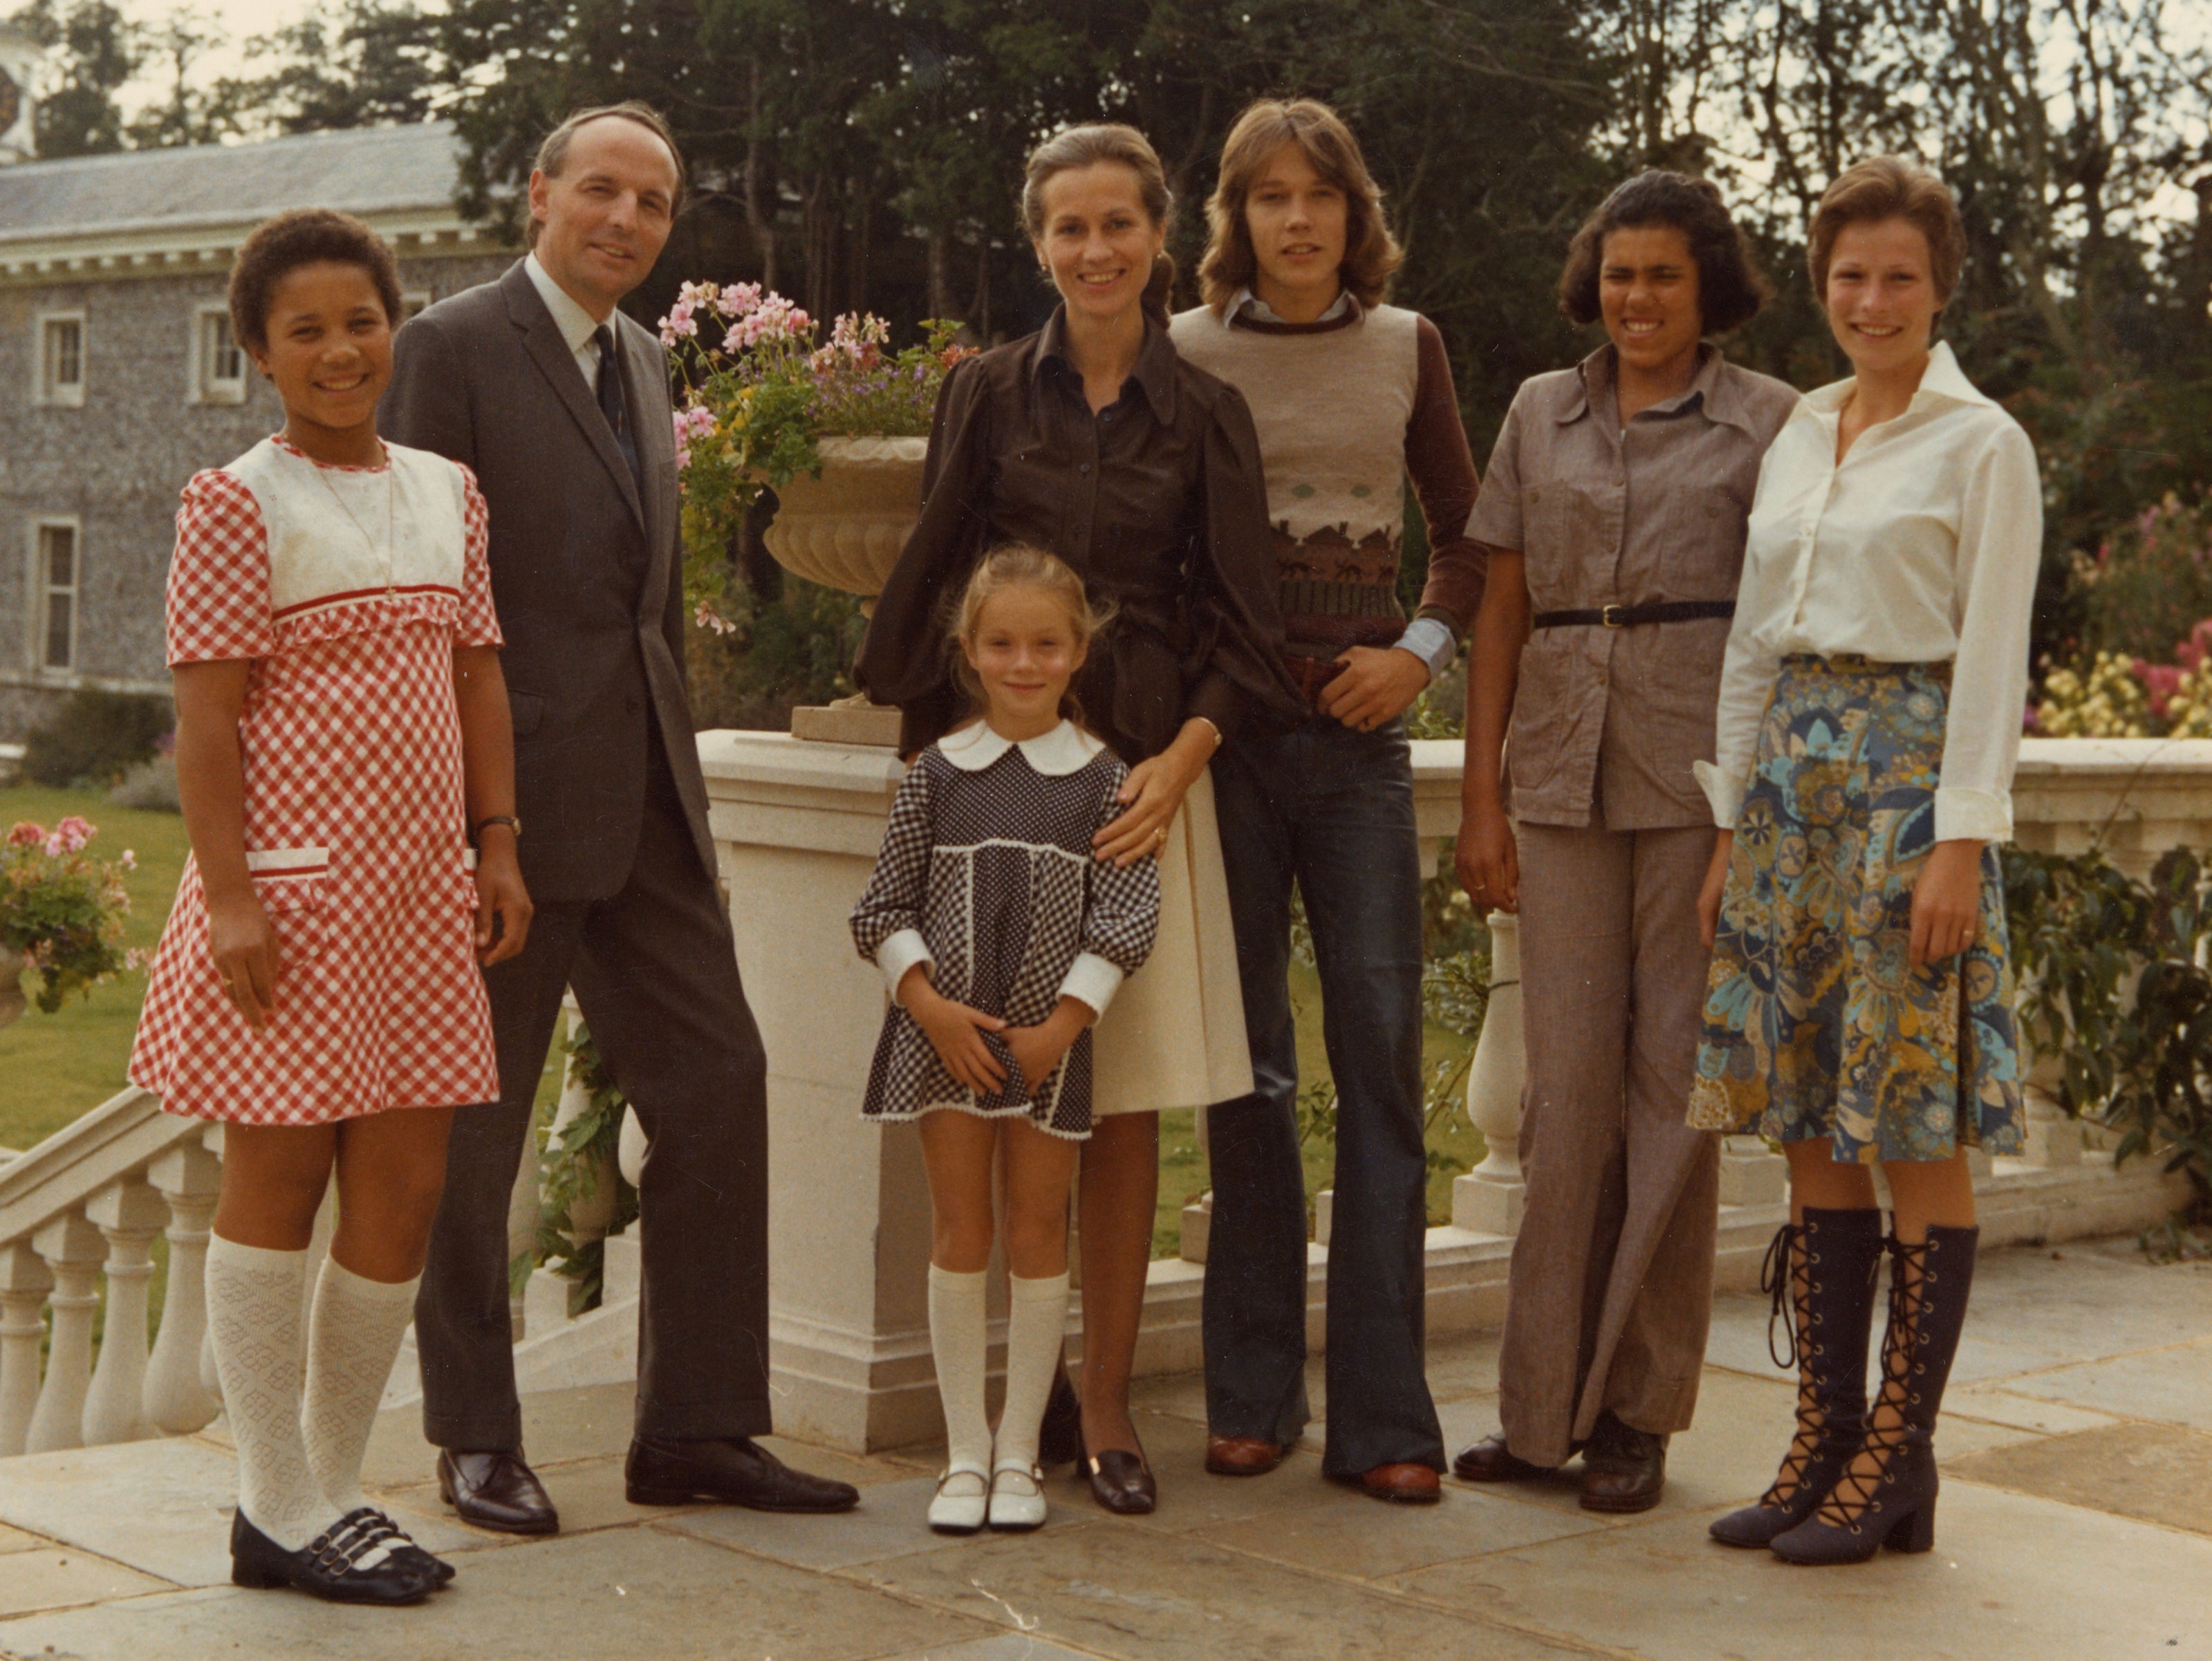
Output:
[1199, 98, 1402, 315]
[1808, 156, 1967, 310]
[951, 545, 1113, 724]
[1020, 124, 1177, 328]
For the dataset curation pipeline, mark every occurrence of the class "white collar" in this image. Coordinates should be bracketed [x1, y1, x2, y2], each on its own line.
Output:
[1801, 340, 1996, 422]
[1229, 285, 1357, 325]
[525, 251, 608, 358]
[937, 720, 1104, 776]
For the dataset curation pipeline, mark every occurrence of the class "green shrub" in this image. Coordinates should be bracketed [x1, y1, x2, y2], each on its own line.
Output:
[2073, 494, 2212, 662]
[23, 691, 172, 788]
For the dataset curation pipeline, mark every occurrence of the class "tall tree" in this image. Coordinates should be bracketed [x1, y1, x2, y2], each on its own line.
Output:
[6, 0, 138, 156]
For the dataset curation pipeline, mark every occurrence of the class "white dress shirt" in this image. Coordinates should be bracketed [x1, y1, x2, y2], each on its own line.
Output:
[1693, 341, 2042, 844]
[523, 251, 609, 388]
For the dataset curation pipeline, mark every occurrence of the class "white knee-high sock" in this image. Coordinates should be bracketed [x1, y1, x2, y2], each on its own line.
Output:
[302, 1256, 420, 1516]
[929, 1265, 992, 1474]
[205, 1236, 331, 1550]
[995, 1271, 1071, 1473]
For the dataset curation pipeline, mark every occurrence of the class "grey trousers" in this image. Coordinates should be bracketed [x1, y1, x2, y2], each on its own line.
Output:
[1496, 822, 1721, 1467]
[413, 750, 774, 1451]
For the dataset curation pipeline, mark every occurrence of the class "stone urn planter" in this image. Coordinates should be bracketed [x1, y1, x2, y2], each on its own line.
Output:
[762, 436, 927, 747]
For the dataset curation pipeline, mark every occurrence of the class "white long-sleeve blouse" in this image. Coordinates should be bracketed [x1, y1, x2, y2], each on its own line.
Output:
[1692, 341, 2043, 844]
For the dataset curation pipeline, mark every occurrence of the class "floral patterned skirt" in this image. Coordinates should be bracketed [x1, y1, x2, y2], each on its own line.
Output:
[1686, 655, 2024, 1163]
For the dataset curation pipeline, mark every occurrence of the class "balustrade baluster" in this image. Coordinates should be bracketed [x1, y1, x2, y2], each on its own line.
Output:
[82, 1180, 165, 1445]
[0, 1242, 54, 1456]
[1454, 911, 1527, 1235]
[24, 1210, 104, 1453]
[145, 1143, 223, 1433]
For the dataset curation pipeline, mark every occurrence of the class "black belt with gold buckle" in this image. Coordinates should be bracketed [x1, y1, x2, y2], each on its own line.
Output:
[1530, 600, 1737, 630]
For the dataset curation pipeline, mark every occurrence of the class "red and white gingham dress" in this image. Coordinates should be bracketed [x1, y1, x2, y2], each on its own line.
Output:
[129, 435, 504, 1124]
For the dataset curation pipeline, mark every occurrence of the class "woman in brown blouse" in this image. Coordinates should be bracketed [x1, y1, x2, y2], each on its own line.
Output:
[860, 122, 1299, 1515]
[1450, 173, 1799, 1512]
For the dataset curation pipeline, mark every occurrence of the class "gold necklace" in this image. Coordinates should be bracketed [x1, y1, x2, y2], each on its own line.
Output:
[306, 441, 398, 595]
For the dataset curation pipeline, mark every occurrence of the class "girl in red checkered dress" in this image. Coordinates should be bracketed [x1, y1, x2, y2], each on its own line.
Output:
[129, 211, 532, 1606]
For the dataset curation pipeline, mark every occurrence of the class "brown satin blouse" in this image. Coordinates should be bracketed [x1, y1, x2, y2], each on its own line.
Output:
[1468, 344, 1799, 830]
[858, 310, 1301, 762]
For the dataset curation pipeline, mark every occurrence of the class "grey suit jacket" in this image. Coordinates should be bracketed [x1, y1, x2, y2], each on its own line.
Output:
[380, 260, 716, 904]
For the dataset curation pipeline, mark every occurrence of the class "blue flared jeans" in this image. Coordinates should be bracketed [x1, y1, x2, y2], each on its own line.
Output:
[1203, 714, 1445, 1476]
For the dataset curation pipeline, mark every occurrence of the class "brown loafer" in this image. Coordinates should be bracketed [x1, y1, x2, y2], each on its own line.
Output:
[1344, 1462, 1442, 1504]
[1579, 1413, 1666, 1514]
[438, 1448, 559, 1535]
[1451, 1434, 1552, 1484]
[1205, 1435, 1284, 1476]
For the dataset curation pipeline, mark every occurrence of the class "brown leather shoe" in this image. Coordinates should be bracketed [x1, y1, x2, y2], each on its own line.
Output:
[625, 1434, 860, 1513]
[1451, 1434, 1551, 1484]
[1346, 1462, 1442, 1504]
[438, 1448, 559, 1535]
[1205, 1435, 1284, 1476]
[1579, 1413, 1666, 1514]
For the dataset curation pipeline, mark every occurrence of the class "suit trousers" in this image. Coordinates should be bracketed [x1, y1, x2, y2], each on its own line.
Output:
[1204, 716, 1445, 1476]
[415, 743, 772, 1450]
[1496, 820, 1721, 1467]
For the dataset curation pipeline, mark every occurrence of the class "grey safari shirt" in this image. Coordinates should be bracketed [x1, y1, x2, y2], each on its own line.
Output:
[1467, 344, 1799, 830]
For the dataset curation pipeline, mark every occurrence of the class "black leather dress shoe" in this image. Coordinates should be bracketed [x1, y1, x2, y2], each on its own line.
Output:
[438, 1447, 559, 1535]
[1451, 1434, 1553, 1484]
[1075, 1426, 1155, 1515]
[1579, 1412, 1666, 1514]
[626, 1434, 862, 1512]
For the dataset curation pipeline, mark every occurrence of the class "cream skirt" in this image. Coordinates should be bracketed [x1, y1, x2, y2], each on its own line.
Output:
[1091, 767, 1253, 1115]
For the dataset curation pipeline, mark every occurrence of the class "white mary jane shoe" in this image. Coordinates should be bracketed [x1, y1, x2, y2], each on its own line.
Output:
[929, 1463, 991, 1535]
[988, 1462, 1048, 1532]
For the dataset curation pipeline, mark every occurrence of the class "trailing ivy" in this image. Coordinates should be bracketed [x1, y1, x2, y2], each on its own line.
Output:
[2005, 846, 2212, 1222]
[521, 1020, 640, 1319]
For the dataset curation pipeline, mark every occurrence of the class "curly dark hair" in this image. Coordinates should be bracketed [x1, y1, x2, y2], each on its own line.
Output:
[1557, 171, 1770, 336]
[227, 209, 402, 356]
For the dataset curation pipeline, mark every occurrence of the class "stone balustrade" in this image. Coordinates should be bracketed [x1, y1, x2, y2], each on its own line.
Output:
[0, 734, 2202, 1465]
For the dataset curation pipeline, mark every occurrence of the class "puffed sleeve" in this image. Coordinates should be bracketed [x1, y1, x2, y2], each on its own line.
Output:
[1935, 419, 2043, 842]
[1057, 760, 1163, 1017]
[454, 464, 503, 649]
[857, 355, 993, 755]
[166, 470, 277, 666]
[1186, 383, 1303, 742]
[850, 754, 938, 1003]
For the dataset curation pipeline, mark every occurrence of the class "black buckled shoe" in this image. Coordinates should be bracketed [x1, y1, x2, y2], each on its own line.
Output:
[626, 1434, 860, 1512]
[1771, 1224, 1980, 1566]
[361, 1505, 456, 1588]
[230, 1507, 434, 1606]
[1711, 1209, 1885, 1548]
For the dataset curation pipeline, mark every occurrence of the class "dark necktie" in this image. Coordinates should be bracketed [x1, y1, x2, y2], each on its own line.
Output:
[593, 324, 643, 498]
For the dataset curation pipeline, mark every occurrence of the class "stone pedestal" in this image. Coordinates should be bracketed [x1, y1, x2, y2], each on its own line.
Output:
[698, 731, 938, 1451]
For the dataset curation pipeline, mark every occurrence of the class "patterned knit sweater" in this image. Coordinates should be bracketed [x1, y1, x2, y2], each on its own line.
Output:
[1170, 299, 1485, 658]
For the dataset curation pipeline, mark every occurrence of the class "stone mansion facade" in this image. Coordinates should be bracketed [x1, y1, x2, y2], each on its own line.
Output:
[0, 120, 514, 739]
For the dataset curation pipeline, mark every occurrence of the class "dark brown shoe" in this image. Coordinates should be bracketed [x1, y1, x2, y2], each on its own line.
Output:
[1075, 1426, 1155, 1515]
[625, 1434, 860, 1513]
[1345, 1462, 1442, 1504]
[1451, 1434, 1551, 1484]
[438, 1448, 559, 1535]
[1580, 1413, 1666, 1514]
[1205, 1435, 1284, 1476]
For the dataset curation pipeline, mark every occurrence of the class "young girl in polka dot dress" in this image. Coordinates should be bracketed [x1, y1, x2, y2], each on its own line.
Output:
[851, 546, 1161, 1534]
[129, 210, 531, 1605]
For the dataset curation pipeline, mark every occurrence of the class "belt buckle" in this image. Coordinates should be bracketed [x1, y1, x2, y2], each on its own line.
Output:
[1601, 604, 1626, 628]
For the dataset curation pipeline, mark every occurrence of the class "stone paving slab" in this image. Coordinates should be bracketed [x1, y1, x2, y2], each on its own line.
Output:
[0, 1552, 168, 1621]
[0, 1438, 236, 1588]
[849, 1520, 1596, 1659]
[1949, 1420, 2212, 1538]
[1392, 1478, 2212, 1661]
[662, 1476, 1083, 1572]
[0, 1527, 996, 1661]
[1993, 1336, 2212, 1430]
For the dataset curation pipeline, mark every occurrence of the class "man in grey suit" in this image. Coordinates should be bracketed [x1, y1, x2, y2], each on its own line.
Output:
[382, 102, 856, 1530]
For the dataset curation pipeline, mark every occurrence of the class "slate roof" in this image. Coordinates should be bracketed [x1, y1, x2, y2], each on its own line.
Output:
[0, 122, 462, 243]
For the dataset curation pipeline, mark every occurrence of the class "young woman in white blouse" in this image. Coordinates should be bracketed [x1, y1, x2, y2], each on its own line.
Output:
[1687, 157, 2038, 1566]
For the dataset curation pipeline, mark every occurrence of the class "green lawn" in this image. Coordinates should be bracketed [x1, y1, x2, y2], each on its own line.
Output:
[0, 785, 194, 1153]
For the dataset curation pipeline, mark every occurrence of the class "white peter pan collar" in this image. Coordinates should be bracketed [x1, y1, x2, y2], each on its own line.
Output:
[938, 720, 1104, 776]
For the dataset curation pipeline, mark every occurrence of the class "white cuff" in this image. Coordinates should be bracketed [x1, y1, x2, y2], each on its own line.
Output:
[1057, 952, 1126, 1019]
[1691, 759, 1746, 830]
[1933, 786, 2011, 845]
[1393, 616, 1456, 682]
[876, 929, 936, 1003]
